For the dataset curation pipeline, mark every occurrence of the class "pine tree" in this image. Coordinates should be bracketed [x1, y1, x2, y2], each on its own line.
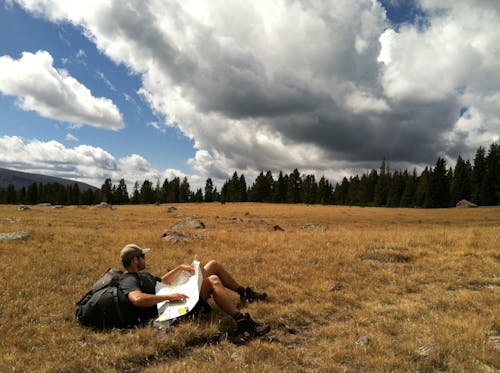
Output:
[179, 177, 190, 202]
[140, 180, 155, 204]
[167, 177, 180, 203]
[471, 147, 486, 204]
[450, 155, 472, 204]
[5, 183, 17, 204]
[204, 178, 214, 202]
[286, 169, 302, 203]
[333, 177, 349, 205]
[317, 176, 333, 204]
[100, 178, 113, 203]
[27, 182, 38, 205]
[239, 174, 248, 202]
[480, 143, 500, 205]
[428, 158, 451, 207]
[249, 171, 269, 202]
[400, 169, 417, 207]
[131, 182, 140, 204]
[374, 159, 390, 206]
[301, 174, 318, 204]
[273, 171, 287, 203]
[194, 188, 203, 202]
[387, 170, 405, 207]
[113, 179, 129, 204]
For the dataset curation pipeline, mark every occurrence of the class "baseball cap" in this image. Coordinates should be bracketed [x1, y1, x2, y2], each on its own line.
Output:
[120, 243, 151, 263]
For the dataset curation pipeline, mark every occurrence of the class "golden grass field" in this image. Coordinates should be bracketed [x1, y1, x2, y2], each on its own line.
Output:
[0, 203, 499, 372]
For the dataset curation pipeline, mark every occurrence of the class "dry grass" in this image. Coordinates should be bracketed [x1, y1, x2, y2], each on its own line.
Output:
[0, 203, 499, 372]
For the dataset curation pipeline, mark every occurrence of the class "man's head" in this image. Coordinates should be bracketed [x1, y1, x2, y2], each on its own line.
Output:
[120, 243, 150, 269]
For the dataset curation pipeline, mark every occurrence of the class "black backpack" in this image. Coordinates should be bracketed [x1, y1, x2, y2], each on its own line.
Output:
[75, 268, 138, 330]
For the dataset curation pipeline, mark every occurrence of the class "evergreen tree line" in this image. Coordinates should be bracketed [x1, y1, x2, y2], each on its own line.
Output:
[1, 142, 498, 207]
[0, 182, 97, 205]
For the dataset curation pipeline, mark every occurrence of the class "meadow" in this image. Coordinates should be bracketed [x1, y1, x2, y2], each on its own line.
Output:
[0, 203, 498, 372]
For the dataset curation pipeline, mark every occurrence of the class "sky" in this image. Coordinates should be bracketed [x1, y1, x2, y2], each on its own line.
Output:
[0, 0, 499, 190]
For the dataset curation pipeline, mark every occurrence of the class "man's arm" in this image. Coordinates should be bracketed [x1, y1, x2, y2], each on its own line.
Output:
[128, 290, 188, 307]
[160, 264, 195, 284]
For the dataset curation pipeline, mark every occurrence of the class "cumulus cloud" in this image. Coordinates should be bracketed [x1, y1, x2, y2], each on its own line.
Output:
[11, 0, 500, 181]
[0, 136, 189, 188]
[0, 50, 123, 130]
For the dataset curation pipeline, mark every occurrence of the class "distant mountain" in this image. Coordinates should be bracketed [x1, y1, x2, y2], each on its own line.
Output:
[0, 168, 98, 191]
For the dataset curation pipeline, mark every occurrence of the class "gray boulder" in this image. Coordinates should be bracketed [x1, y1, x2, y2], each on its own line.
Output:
[456, 199, 477, 208]
[0, 231, 30, 241]
[173, 218, 205, 229]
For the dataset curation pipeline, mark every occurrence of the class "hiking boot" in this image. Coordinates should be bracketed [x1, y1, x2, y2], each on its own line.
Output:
[234, 313, 271, 345]
[240, 286, 267, 303]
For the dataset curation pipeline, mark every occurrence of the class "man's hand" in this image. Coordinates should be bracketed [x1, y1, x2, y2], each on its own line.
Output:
[168, 293, 189, 302]
[179, 264, 195, 274]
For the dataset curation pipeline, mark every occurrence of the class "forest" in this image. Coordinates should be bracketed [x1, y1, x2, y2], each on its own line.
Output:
[1, 143, 498, 208]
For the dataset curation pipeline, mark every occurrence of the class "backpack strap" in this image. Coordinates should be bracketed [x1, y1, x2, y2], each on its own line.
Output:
[111, 287, 126, 325]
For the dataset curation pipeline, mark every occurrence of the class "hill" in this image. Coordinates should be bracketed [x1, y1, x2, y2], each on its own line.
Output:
[0, 167, 97, 191]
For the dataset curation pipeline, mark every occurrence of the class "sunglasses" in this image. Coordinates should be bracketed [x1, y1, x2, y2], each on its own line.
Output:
[137, 253, 145, 259]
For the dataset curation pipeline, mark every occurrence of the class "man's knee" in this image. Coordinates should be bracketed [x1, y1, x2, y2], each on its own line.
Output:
[208, 274, 222, 288]
[204, 259, 219, 273]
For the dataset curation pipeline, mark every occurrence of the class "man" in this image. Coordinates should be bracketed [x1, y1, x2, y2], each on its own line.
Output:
[119, 243, 270, 343]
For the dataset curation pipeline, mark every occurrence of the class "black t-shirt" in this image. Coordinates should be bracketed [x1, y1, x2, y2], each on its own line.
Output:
[120, 272, 162, 324]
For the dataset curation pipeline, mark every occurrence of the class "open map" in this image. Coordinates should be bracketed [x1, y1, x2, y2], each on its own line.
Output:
[155, 259, 203, 321]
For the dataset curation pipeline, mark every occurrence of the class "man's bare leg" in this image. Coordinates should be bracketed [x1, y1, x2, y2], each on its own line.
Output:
[203, 260, 240, 292]
[199, 274, 238, 316]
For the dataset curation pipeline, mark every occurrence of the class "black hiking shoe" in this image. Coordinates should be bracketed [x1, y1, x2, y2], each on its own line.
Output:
[233, 313, 271, 345]
[240, 286, 268, 303]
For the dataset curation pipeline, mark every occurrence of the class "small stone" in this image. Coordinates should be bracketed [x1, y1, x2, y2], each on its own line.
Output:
[356, 336, 371, 345]
[272, 225, 285, 231]
[329, 282, 344, 291]
[416, 343, 438, 358]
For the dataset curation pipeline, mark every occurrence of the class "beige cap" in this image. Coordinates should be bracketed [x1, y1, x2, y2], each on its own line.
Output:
[120, 243, 151, 263]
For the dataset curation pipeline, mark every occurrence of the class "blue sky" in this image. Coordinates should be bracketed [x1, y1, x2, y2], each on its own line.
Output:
[0, 3, 195, 173]
[1, 1, 499, 189]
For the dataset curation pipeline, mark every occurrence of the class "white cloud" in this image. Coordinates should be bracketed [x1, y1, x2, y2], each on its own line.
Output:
[65, 133, 79, 142]
[0, 135, 191, 189]
[9, 0, 500, 180]
[0, 50, 124, 130]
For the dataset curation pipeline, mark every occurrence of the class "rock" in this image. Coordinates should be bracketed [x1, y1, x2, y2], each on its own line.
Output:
[0, 231, 30, 241]
[96, 202, 113, 209]
[37, 203, 52, 206]
[17, 205, 30, 211]
[356, 336, 371, 345]
[456, 199, 478, 208]
[173, 218, 205, 229]
[416, 343, 438, 358]
[272, 225, 285, 231]
[4, 217, 19, 224]
[164, 206, 178, 213]
[53, 205, 64, 209]
[161, 230, 201, 243]
[329, 281, 344, 291]
[299, 223, 328, 232]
